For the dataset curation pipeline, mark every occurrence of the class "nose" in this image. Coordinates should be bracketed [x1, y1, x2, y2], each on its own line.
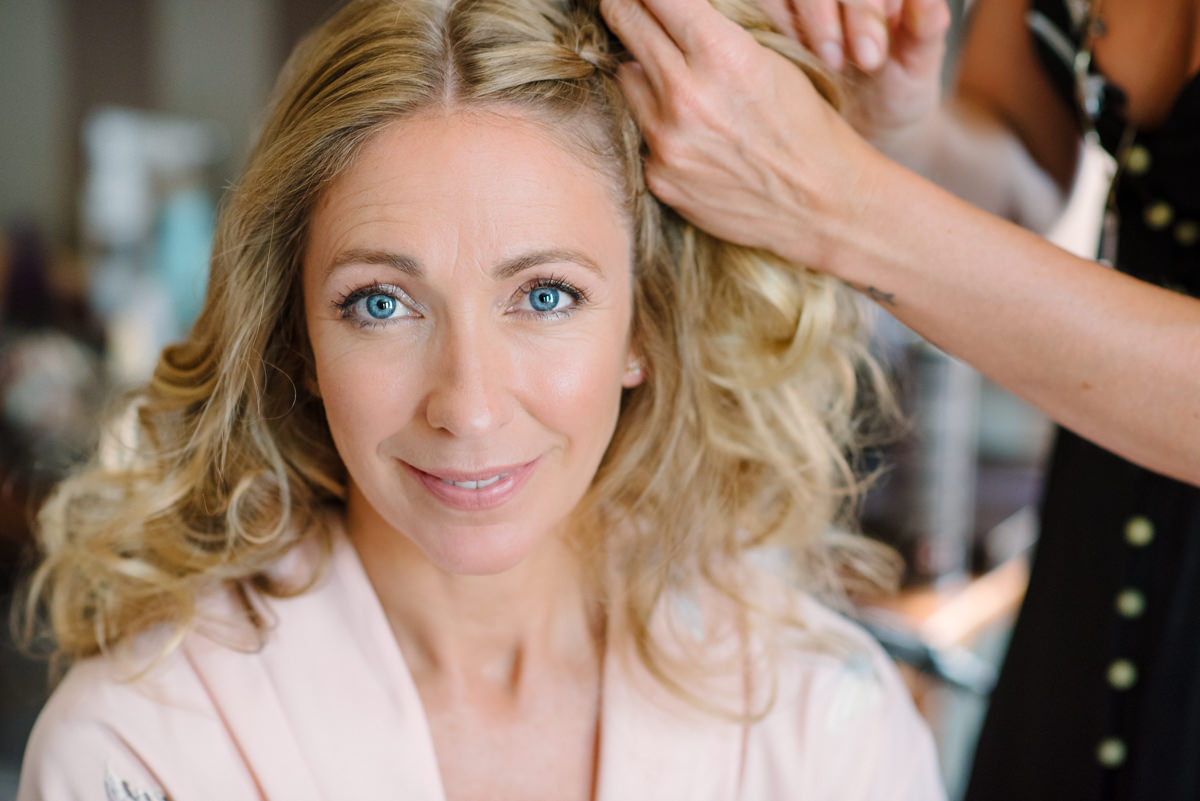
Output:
[422, 316, 513, 438]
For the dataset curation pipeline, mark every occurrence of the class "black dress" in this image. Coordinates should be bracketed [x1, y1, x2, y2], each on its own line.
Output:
[964, 2, 1200, 800]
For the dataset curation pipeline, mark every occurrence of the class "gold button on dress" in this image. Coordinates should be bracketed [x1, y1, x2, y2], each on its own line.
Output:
[1097, 737, 1127, 768]
[1144, 201, 1175, 230]
[1115, 588, 1147, 618]
[1124, 516, 1155, 547]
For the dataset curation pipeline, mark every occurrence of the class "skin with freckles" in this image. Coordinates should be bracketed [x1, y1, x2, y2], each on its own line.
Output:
[302, 107, 642, 799]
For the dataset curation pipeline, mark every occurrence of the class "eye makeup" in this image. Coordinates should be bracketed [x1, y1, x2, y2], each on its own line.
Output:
[332, 271, 593, 330]
[508, 274, 590, 320]
[332, 281, 420, 329]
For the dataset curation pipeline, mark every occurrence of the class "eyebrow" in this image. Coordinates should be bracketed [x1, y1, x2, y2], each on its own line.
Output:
[325, 247, 605, 281]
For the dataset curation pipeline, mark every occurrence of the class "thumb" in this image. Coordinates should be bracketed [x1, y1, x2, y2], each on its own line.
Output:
[893, 0, 951, 71]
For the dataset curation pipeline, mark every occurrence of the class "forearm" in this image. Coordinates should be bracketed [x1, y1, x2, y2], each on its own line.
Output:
[823, 151, 1200, 485]
[870, 101, 1068, 233]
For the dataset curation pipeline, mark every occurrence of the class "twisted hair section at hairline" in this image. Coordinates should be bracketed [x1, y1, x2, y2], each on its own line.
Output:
[21, 0, 897, 716]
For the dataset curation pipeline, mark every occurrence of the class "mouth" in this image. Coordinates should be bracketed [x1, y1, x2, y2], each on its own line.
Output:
[439, 473, 508, 490]
[402, 458, 540, 511]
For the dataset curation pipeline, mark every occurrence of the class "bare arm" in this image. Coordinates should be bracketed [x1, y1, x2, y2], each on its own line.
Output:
[838, 151, 1200, 486]
[600, 0, 1200, 485]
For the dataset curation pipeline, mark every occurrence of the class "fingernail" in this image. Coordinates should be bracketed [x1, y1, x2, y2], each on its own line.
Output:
[854, 35, 883, 70]
[818, 41, 844, 71]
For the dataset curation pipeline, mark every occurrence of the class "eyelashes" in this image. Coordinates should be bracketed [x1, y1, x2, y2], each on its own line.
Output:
[333, 281, 418, 328]
[513, 275, 589, 318]
[331, 275, 591, 329]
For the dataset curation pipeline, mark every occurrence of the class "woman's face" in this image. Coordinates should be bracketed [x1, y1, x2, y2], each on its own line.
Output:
[303, 109, 641, 575]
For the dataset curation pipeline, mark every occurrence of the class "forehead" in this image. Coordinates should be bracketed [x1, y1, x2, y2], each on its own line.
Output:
[306, 108, 630, 263]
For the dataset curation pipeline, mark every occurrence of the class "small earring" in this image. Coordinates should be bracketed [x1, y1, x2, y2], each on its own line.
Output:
[626, 357, 643, 379]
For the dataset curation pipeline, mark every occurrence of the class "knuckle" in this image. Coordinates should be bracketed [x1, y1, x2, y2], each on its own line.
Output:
[640, 122, 682, 165]
[643, 164, 678, 201]
[662, 81, 701, 121]
[798, 0, 840, 30]
[692, 24, 728, 54]
[602, 0, 632, 26]
[650, 133, 686, 168]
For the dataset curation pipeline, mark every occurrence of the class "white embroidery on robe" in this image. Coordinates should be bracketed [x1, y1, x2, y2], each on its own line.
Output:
[105, 764, 168, 801]
[823, 653, 885, 734]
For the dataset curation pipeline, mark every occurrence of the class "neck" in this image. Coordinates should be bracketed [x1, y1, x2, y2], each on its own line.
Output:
[345, 495, 604, 693]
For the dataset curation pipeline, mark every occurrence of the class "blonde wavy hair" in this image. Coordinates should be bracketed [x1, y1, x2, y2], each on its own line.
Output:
[22, 0, 897, 713]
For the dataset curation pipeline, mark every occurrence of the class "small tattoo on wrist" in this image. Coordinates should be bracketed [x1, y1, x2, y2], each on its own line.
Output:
[859, 285, 897, 307]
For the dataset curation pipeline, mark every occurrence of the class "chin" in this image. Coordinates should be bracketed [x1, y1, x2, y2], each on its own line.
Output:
[416, 523, 542, 576]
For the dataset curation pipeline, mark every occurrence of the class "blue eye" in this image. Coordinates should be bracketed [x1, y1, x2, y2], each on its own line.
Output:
[514, 277, 586, 318]
[529, 287, 561, 312]
[365, 293, 397, 319]
[333, 283, 416, 327]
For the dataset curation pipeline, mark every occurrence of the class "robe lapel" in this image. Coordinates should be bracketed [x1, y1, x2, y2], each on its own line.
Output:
[182, 628, 324, 801]
[183, 529, 447, 800]
[593, 615, 747, 801]
[182, 522, 754, 800]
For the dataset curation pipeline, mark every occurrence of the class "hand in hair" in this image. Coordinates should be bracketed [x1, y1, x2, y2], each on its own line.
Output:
[600, 0, 879, 270]
[603, 0, 1200, 491]
[756, 0, 950, 146]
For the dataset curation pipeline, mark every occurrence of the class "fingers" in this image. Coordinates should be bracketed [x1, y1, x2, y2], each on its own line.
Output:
[600, 0, 685, 94]
[614, 61, 659, 133]
[791, 0, 847, 70]
[758, 0, 931, 73]
[840, 0, 890, 71]
[633, 0, 733, 54]
[901, 0, 952, 41]
[638, 0, 748, 61]
[757, 0, 803, 42]
[792, 0, 893, 72]
[894, 0, 951, 71]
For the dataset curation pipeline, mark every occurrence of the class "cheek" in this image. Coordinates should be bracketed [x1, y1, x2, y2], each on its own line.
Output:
[311, 337, 418, 453]
[517, 336, 625, 436]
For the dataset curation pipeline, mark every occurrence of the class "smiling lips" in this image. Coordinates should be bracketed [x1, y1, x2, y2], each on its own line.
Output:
[404, 458, 540, 511]
[441, 473, 508, 489]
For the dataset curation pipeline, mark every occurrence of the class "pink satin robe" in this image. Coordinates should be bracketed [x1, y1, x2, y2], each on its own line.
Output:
[18, 523, 945, 800]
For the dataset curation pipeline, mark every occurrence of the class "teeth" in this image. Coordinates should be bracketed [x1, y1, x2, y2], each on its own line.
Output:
[439, 473, 508, 490]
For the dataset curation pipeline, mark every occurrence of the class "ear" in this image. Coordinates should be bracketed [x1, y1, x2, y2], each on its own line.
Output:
[621, 351, 645, 388]
[304, 369, 322, 399]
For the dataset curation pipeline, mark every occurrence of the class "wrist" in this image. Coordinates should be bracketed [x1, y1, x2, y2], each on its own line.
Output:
[792, 130, 905, 287]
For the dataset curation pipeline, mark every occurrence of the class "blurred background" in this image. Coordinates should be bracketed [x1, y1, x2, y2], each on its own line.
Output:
[0, 0, 1105, 797]
[0, 1, 347, 793]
